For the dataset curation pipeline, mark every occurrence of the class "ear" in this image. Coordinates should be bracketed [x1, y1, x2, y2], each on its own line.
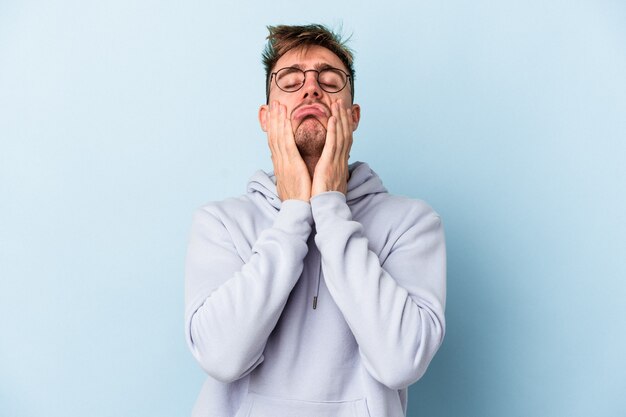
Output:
[350, 103, 361, 131]
[258, 105, 269, 132]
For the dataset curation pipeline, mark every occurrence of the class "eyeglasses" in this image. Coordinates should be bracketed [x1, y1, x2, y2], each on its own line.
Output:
[269, 66, 351, 95]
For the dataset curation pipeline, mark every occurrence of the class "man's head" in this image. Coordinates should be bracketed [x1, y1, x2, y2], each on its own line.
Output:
[262, 24, 356, 104]
[258, 24, 360, 158]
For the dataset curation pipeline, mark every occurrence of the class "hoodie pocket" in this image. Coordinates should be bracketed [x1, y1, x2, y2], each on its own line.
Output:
[234, 392, 372, 417]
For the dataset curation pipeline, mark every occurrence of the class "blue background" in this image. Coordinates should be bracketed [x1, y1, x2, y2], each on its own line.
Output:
[1, 1, 625, 416]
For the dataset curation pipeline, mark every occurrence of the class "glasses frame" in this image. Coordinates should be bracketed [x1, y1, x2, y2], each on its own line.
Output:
[266, 66, 352, 101]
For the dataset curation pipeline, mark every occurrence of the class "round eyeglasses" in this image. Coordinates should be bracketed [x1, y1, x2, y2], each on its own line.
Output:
[269, 67, 351, 95]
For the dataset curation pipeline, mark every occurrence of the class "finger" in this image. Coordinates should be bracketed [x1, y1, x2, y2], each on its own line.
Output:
[332, 102, 344, 160]
[266, 102, 271, 138]
[274, 102, 282, 152]
[267, 102, 277, 155]
[270, 101, 284, 169]
[269, 101, 278, 145]
[322, 115, 337, 161]
[337, 99, 349, 136]
[274, 104, 286, 163]
[281, 104, 296, 158]
[340, 103, 351, 146]
[334, 100, 353, 160]
[340, 105, 353, 160]
[282, 106, 299, 158]
[347, 106, 356, 132]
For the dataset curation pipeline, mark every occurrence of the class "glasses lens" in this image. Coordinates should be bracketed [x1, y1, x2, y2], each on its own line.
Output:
[276, 68, 305, 91]
[318, 69, 347, 92]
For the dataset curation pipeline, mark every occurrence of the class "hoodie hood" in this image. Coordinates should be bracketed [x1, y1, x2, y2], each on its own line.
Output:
[246, 161, 388, 210]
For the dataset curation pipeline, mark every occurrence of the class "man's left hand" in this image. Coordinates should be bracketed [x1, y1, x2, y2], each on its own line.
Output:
[311, 99, 354, 197]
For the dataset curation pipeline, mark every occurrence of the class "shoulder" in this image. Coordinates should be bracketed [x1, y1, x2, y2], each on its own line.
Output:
[349, 192, 444, 263]
[377, 192, 438, 212]
[190, 192, 275, 244]
[358, 191, 441, 228]
[194, 195, 255, 219]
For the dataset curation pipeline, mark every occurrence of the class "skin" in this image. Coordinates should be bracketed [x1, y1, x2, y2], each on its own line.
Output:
[258, 45, 361, 202]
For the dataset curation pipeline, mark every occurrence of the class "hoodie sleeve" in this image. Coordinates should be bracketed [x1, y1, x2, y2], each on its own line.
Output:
[311, 191, 446, 390]
[184, 199, 313, 383]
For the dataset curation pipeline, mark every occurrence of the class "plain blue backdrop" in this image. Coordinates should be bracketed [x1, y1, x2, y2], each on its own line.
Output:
[1, 1, 625, 416]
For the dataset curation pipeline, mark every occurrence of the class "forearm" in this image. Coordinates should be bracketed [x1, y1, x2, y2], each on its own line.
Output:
[185, 200, 313, 382]
[312, 192, 446, 389]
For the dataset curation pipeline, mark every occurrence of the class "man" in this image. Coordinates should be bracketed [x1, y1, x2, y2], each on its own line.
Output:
[184, 24, 446, 417]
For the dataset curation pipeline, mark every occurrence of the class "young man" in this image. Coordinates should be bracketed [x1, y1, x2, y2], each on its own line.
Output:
[184, 24, 446, 417]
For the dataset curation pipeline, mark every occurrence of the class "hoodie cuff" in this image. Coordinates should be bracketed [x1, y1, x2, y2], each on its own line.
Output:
[310, 192, 353, 229]
[273, 199, 314, 239]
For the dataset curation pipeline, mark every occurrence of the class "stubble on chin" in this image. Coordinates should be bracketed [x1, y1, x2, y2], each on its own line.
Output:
[294, 118, 326, 157]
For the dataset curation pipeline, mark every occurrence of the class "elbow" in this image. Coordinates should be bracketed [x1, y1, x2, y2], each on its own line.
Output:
[186, 314, 263, 383]
[368, 315, 446, 390]
[400, 317, 446, 388]
[369, 368, 420, 391]
[200, 357, 259, 384]
[191, 340, 263, 383]
[370, 357, 432, 390]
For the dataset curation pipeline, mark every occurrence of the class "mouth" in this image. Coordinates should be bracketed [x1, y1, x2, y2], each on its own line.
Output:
[292, 104, 329, 123]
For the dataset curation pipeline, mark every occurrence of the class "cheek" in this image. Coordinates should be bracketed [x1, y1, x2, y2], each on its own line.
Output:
[268, 90, 293, 110]
[340, 92, 353, 108]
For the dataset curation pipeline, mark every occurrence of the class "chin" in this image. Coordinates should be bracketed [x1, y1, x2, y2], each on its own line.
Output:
[294, 119, 326, 157]
[296, 116, 327, 131]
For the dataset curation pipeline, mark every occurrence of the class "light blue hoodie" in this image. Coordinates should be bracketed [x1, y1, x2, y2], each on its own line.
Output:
[184, 162, 446, 417]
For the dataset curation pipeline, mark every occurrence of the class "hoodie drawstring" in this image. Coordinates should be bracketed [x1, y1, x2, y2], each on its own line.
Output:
[312, 259, 321, 309]
[312, 230, 322, 310]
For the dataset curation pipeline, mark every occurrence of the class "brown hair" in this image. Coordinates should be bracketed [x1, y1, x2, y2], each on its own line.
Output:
[262, 24, 355, 103]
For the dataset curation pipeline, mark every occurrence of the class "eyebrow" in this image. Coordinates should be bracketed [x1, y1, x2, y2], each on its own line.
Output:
[289, 63, 336, 71]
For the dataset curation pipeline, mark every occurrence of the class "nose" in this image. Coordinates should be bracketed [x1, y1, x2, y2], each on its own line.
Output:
[301, 70, 323, 99]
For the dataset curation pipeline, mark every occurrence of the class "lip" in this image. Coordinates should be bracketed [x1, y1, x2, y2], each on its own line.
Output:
[292, 104, 329, 122]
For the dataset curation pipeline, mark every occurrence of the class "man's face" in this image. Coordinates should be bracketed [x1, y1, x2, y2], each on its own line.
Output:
[259, 45, 360, 157]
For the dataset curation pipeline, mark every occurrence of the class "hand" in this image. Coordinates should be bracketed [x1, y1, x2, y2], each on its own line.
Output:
[266, 101, 312, 202]
[311, 99, 354, 197]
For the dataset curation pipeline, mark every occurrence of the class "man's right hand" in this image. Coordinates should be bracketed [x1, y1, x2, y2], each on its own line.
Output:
[266, 101, 311, 202]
